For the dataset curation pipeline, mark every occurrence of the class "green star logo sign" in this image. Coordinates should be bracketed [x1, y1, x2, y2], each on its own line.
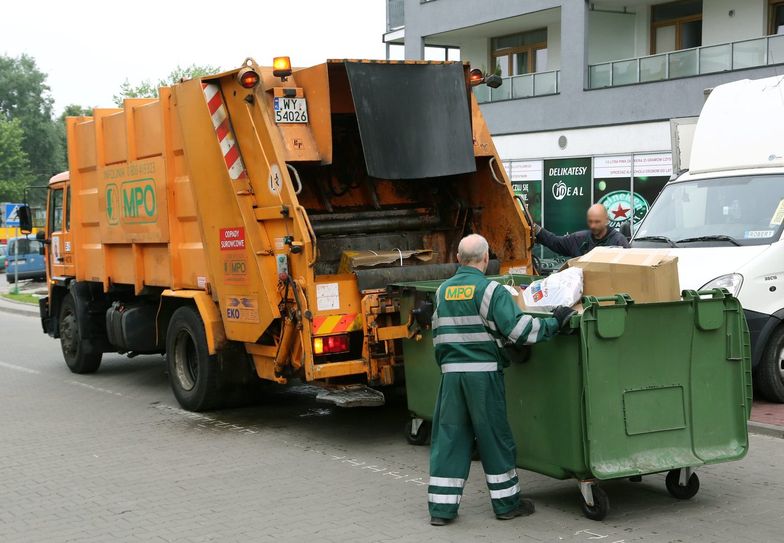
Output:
[598, 190, 649, 229]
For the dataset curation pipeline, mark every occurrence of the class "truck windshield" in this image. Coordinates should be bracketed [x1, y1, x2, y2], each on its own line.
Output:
[635, 175, 784, 246]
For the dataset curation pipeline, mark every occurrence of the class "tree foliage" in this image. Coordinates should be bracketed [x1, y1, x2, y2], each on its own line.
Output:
[113, 63, 220, 106]
[0, 54, 64, 183]
[0, 118, 33, 202]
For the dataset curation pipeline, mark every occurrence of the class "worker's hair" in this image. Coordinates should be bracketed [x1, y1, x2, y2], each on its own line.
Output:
[457, 234, 489, 265]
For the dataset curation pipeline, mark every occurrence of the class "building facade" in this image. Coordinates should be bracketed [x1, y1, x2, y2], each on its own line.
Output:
[384, 0, 784, 265]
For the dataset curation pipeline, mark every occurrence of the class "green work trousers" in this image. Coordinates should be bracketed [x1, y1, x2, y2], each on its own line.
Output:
[428, 371, 521, 519]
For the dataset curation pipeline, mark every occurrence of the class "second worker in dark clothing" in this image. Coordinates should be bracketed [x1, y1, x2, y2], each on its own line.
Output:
[535, 203, 629, 258]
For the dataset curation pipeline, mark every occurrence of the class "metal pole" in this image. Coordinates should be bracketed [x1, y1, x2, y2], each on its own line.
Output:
[12, 226, 19, 294]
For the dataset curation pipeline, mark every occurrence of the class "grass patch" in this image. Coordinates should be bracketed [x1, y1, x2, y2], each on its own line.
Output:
[1, 292, 39, 305]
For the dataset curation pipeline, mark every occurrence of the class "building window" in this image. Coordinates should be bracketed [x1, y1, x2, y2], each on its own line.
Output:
[771, 1, 784, 35]
[651, 0, 702, 54]
[491, 28, 548, 77]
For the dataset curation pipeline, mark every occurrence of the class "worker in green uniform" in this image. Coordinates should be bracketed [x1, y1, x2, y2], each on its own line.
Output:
[428, 234, 575, 526]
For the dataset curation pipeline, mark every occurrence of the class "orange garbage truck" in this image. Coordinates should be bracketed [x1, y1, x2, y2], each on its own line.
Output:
[19, 58, 536, 411]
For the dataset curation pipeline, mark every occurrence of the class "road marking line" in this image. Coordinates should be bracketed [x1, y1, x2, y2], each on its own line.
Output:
[0, 360, 41, 375]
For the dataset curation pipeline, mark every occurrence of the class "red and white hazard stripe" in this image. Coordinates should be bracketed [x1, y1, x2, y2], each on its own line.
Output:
[202, 82, 247, 180]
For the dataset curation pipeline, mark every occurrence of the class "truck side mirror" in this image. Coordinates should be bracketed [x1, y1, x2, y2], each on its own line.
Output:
[17, 205, 33, 234]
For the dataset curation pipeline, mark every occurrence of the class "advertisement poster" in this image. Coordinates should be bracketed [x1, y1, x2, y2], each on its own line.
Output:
[543, 158, 592, 235]
[593, 154, 672, 230]
[506, 160, 543, 223]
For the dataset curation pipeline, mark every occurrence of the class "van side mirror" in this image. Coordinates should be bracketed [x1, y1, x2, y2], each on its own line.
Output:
[36, 230, 45, 242]
[17, 205, 33, 234]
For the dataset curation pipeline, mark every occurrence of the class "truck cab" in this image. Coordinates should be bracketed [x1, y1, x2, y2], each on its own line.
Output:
[633, 75, 784, 402]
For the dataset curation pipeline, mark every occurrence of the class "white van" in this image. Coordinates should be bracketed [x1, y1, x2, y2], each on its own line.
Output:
[633, 75, 784, 402]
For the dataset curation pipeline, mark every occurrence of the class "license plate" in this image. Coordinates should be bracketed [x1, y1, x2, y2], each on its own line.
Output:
[15, 259, 26, 265]
[273, 97, 308, 124]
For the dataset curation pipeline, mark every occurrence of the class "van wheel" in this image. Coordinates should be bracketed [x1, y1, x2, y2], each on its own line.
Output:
[754, 325, 784, 402]
[59, 293, 102, 374]
[166, 306, 221, 412]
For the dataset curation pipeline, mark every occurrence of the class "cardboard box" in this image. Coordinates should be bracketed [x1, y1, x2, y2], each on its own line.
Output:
[338, 249, 433, 274]
[566, 247, 680, 303]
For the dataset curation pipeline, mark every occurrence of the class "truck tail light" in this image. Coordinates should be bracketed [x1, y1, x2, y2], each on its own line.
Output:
[237, 68, 260, 89]
[313, 334, 350, 355]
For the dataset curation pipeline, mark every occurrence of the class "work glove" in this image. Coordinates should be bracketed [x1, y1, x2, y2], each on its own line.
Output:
[552, 305, 577, 330]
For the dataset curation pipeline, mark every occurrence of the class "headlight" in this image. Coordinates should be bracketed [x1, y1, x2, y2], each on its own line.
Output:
[700, 273, 743, 296]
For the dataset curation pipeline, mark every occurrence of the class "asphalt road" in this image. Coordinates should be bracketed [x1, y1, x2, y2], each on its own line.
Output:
[0, 309, 782, 543]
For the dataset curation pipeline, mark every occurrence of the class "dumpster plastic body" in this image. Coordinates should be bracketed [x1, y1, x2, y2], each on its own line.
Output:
[394, 276, 752, 519]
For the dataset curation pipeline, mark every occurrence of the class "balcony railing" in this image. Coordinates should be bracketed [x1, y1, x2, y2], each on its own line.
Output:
[589, 34, 784, 89]
[475, 70, 560, 103]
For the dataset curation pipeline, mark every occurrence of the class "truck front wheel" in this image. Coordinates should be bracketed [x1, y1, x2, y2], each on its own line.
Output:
[755, 325, 784, 402]
[59, 293, 102, 374]
[166, 306, 221, 412]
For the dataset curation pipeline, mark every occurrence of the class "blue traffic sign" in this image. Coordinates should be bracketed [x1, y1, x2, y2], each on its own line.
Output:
[4, 203, 23, 227]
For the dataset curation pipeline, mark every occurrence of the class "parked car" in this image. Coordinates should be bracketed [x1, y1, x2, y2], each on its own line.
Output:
[0, 244, 6, 272]
[5, 235, 45, 283]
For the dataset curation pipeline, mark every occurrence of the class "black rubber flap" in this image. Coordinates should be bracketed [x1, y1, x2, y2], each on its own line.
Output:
[344, 62, 476, 180]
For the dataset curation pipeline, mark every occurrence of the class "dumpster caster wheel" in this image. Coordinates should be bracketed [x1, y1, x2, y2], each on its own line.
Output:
[579, 484, 609, 521]
[405, 418, 430, 446]
[666, 469, 699, 500]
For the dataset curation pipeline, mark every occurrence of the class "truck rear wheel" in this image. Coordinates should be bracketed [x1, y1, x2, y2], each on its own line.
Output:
[166, 306, 221, 412]
[59, 293, 102, 374]
[754, 325, 784, 402]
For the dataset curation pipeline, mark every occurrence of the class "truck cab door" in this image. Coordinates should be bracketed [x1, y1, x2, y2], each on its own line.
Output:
[47, 185, 67, 279]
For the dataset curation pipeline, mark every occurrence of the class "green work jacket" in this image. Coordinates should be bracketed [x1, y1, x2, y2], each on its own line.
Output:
[432, 266, 559, 372]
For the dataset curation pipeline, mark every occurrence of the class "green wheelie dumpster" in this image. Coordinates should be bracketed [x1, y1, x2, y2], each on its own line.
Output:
[392, 276, 752, 521]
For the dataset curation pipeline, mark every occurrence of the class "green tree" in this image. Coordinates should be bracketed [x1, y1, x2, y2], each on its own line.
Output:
[0, 118, 33, 202]
[113, 63, 220, 106]
[0, 54, 64, 183]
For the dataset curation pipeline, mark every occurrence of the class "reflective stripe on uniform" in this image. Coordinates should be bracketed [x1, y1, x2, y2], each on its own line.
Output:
[489, 483, 520, 500]
[428, 493, 462, 504]
[433, 315, 484, 327]
[480, 281, 499, 320]
[429, 476, 465, 488]
[508, 315, 533, 343]
[433, 332, 494, 345]
[523, 319, 541, 345]
[486, 469, 517, 484]
[441, 362, 498, 373]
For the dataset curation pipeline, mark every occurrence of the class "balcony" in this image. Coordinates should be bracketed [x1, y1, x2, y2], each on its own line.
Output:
[588, 34, 784, 89]
[474, 70, 560, 103]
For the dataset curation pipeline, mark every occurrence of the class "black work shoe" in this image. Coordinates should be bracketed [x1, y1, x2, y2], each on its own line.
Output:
[496, 498, 536, 520]
[430, 516, 453, 526]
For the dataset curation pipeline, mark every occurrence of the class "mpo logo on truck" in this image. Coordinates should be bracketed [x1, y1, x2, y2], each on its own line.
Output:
[106, 179, 157, 225]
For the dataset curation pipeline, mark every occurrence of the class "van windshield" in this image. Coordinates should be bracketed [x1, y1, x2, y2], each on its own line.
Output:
[8, 239, 42, 255]
[634, 175, 784, 247]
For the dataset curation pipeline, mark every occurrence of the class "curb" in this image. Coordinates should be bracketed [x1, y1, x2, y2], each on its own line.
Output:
[748, 421, 784, 439]
[0, 298, 38, 318]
